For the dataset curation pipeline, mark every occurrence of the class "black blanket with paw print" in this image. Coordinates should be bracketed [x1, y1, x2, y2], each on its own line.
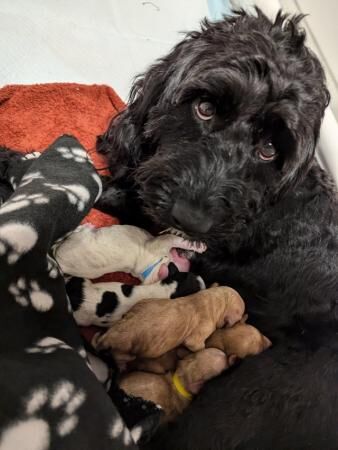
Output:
[0, 136, 140, 449]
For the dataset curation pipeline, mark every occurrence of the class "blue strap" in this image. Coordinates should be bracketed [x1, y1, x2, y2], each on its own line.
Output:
[140, 257, 163, 280]
[207, 0, 232, 20]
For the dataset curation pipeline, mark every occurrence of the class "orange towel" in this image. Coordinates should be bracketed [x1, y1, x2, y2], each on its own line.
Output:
[0, 82, 138, 287]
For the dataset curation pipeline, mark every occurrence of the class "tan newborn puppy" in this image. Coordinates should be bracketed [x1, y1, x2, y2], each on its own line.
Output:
[206, 322, 272, 359]
[130, 323, 271, 374]
[94, 286, 245, 362]
[119, 348, 229, 422]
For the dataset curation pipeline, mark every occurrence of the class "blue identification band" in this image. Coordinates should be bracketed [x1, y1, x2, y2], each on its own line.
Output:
[140, 257, 164, 280]
[207, 0, 232, 20]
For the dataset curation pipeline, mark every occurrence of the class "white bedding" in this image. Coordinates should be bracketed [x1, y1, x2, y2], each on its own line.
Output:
[0, 0, 208, 101]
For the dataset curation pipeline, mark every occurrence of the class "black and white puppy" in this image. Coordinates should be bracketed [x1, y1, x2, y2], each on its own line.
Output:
[66, 263, 205, 327]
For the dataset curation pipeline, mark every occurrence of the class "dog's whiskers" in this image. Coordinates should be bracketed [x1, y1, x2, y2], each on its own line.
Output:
[161, 228, 189, 244]
[159, 227, 207, 255]
[160, 227, 189, 240]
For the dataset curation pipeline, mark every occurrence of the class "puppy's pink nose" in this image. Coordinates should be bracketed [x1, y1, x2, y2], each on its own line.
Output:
[172, 200, 213, 234]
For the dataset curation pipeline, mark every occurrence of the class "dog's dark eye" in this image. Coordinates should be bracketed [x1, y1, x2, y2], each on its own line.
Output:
[257, 142, 276, 161]
[195, 100, 215, 121]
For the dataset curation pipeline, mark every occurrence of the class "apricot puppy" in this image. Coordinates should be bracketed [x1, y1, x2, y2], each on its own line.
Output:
[95, 286, 245, 361]
[119, 348, 229, 422]
[206, 322, 272, 358]
[130, 323, 271, 374]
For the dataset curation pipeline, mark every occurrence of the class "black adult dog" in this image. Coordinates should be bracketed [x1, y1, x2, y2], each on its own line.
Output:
[97, 9, 338, 450]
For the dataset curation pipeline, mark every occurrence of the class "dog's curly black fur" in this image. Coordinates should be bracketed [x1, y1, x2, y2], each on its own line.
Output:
[97, 9, 338, 450]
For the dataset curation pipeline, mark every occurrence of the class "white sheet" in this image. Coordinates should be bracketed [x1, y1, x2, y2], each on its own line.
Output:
[0, 0, 208, 100]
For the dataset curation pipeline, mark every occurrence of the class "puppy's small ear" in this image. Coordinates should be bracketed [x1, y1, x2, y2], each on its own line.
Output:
[168, 262, 179, 277]
[240, 314, 248, 324]
[262, 335, 272, 350]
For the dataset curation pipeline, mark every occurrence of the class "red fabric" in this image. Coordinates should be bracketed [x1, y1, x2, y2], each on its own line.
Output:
[0, 83, 138, 287]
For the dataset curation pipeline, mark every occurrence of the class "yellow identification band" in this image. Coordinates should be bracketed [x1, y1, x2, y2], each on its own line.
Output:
[172, 372, 193, 400]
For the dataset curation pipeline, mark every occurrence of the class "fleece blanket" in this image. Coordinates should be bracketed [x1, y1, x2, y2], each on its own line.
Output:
[0, 135, 140, 449]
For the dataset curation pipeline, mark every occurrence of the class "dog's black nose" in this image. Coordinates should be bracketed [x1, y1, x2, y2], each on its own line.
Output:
[172, 200, 213, 234]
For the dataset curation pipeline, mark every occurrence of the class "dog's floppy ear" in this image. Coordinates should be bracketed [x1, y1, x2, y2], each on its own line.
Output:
[276, 98, 329, 197]
[267, 11, 331, 196]
[97, 108, 142, 181]
[278, 129, 316, 195]
[97, 58, 173, 181]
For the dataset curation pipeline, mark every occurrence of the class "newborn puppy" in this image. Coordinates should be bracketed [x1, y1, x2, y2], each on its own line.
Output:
[130, 323, 271, 374]
[66, 263, 205, 326]
[95, 286, 245, 361]
[119, 348, 228, 422]
[206, 322, 272, 359]
[54, 223, 206, 283]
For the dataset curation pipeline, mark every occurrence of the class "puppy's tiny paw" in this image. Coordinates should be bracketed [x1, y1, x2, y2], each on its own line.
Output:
[91, 332, 103, 350]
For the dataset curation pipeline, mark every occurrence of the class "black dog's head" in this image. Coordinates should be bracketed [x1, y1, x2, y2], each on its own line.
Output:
[98, 9, 329, 249]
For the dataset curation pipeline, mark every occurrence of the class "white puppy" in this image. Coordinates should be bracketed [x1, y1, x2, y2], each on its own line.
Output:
[54, 224, 206, 284]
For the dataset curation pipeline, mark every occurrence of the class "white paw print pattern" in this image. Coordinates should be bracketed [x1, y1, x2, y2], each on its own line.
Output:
[65, 293, 73, 314]
[9, 176, 17, 190]
[110, 417, 134, 447]
[9, 278, 54, 311]
[23, 151, 41, 160]
[44, 183, 90, 211]
[77, 346, 87, 360]
[130, 426, 143, 445]
[91, 173, 103, 202]
[0, 222, 38, 264]
[56, 146, 93, 165]
[0, 193, 49, 215]
[19, 171, 45, 188]
[47, 255, 60, 279]
[26, 337, 73, 354]
[86, 352, 110, 386]
[0, 381, 86, 450]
